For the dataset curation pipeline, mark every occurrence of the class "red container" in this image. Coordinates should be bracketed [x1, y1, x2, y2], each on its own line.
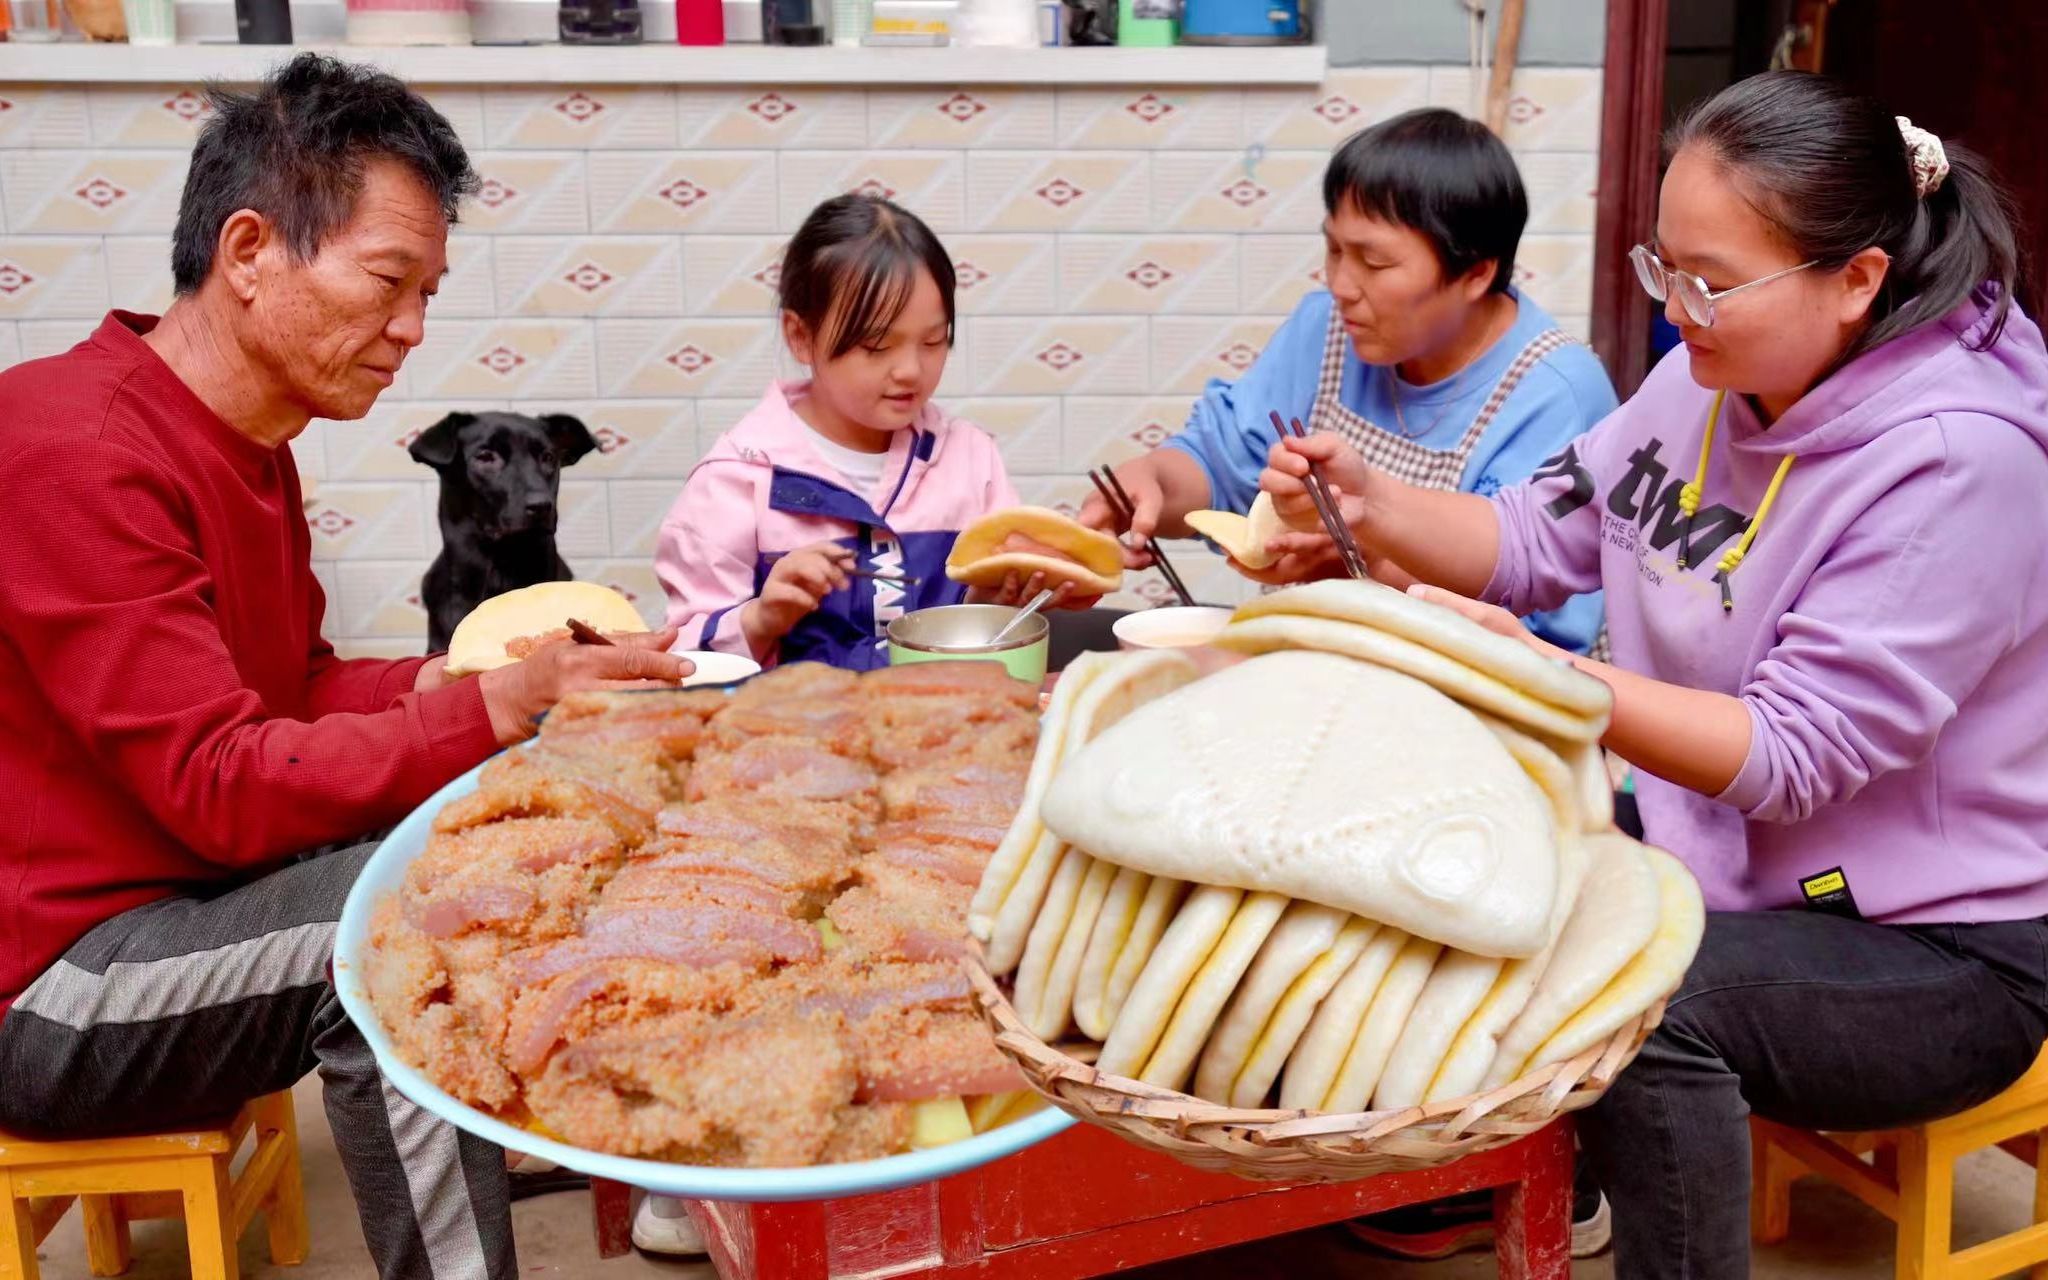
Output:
[676, 0, 721, 42]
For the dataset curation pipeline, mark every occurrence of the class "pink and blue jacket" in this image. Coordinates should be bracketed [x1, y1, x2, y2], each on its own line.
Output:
[656, 381, 1019, 671]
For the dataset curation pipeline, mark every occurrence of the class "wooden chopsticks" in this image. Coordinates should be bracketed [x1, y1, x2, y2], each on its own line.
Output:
[1268, 412, 1370, 581]
[566, 618, 615, 646]
[1089, 466, 1196, 607]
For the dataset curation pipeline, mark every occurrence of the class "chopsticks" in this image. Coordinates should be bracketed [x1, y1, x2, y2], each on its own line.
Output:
[566, 618, 615, 646]
[1268, 412, 1370, 581]
[1089, 466, 1196, 607]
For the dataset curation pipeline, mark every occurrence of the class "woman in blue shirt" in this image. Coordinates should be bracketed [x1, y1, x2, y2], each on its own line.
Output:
[1081, 107, 1617, 653]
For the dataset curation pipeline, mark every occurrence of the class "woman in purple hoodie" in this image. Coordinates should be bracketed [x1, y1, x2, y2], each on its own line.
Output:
[1264, 73, 2048, 1275]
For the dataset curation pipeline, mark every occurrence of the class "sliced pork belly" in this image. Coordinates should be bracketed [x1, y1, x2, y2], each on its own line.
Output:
[881, 760, 1027, 823]
[504, 956, 752, 1075]
[687, 736, 881, 817]
[866, 697, 1039, 772]
[434, 749, 663, 846]
[655, 793, 863, 857]
[707, 697, 868, 758]
[402, 817, 623, 943]
[726, 661, 860, 709]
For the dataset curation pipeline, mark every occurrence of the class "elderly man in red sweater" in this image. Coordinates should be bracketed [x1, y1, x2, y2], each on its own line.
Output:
[0, 55, 686, 1279]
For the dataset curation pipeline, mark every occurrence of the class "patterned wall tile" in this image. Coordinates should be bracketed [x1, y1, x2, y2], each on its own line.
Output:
[0, 86, 93, 148]
[594, 317, 780, 399]
[946, 234, 1057, 316]
[679, 88, 868, 150]
[1243, 68, 1430, 150]
[778, 152, 967, 233]
[334, 560, 431, 638]
[461, 152, 589, 235]
[964, 152, 1150, 232]
[83, 85, 207, 147]
[306, 481, 430, 560]
[694, 397, 763, 444]
[0, 237, 108, 319]
[481, 86, 679, 150]
[436, 235, 498, 319]
[681, 235, 786, 317]
[867, 88, 1056, 150]
[1518, 152, 1601, 236]
[17, 320, 82, 361]
[949, 396, 1062, 476]
[555, 477, 612, 560]
[519, 399, 702, 480]
[1054, 88, 1243, 151]
[403, 319, 597, 401]
[604, 478, 680, 559]
[1151, 150, 1325, 234]
[324, 400, 512, 484]
[1, 151, 186, 235]
[1240, 235, 1327, 314]
[493, 235, 683, 317]
[588, 151, 777, 234]
[1055, 234, 1239, 315]
[1150, 315, 1286, 395]
[965, 316, 1149, 395]
[1429, 67, 1603, 153]
[1009, 473, 1093, 521]
[1513, 233, 1595, 321]
[419, 87, 487, 153]
[289, 420, 329, 483]
[98, 235, 172, 315]
[1063, 396, 1195, 472]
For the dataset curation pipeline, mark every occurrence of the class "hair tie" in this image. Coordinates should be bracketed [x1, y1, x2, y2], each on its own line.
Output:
[1897, 116, 1949, 198]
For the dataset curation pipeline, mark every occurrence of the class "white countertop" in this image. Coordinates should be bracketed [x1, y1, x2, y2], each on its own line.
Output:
[0, 40, 1327, 84]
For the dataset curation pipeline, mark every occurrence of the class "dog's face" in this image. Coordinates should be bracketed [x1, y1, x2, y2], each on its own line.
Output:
[409, 411, 598, 538]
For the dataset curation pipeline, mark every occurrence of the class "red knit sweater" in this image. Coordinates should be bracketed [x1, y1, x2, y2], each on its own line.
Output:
[0, 313, 500, 1013]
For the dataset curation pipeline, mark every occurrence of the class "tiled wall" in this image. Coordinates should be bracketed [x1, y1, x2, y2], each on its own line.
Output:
[0, 65, 1602, 658]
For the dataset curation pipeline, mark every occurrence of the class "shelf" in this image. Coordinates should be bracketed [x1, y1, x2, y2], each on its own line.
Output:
[0, 41, 1328, 84]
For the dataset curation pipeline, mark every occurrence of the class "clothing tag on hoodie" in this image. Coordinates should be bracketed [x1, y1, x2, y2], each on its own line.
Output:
[1799, 867, 1863, 921]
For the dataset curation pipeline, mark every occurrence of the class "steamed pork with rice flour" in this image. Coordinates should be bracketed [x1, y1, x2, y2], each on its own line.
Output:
[365, 660, 1044, 1166]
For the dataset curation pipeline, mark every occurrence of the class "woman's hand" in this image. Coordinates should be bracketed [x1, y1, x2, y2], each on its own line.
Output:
[1404, 584, 1571, 663]
[1260, 433, 1376, 533]
[742, 543, 853, 650]
[476, 628, 691, 745]
[966, 572, 1100, 611]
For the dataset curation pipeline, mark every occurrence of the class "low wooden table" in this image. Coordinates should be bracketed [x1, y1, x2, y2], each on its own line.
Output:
[594, 1116, 1573, 1280]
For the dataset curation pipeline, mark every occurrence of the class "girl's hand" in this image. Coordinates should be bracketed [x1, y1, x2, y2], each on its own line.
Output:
[1225, 534, 1349, 587]
[746, 543, 853, 644]
[1404, 584, 1570, 663]
[1260, 433, 1375, 533]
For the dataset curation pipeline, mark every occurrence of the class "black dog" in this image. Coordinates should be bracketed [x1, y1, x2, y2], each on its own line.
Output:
[410, 410, 600, 652]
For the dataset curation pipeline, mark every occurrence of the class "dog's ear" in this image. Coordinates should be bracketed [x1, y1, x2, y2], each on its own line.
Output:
[542, 414, 601, 467]
[409, 412, 475, 469]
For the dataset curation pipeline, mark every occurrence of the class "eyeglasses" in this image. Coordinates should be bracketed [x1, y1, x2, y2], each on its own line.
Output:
[1630, 244, 1818, 328]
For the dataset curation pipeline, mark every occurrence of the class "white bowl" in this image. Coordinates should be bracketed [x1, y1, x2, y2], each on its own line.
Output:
[1111, 606, 1235, 651]
[674, 650, 763, 687]
[333, 761, 1071, 1201]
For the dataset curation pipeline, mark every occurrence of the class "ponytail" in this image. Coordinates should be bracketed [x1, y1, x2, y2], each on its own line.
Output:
[1669, 72, 2022, 360]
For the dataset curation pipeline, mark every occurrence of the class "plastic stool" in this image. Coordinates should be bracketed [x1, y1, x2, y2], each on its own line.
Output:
[0, 1091, 308, 1280]
[1752, 1042, 2048, 1280]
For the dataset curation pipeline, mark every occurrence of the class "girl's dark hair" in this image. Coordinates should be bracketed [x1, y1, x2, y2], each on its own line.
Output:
[1322, 108, 1528, 294]
[1669, 71, 2023, 358]
[780, 193, 956, 361]
[173, 53, 477, 295]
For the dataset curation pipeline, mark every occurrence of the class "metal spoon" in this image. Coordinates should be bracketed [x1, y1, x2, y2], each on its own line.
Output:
[987, 588, 1056, 648]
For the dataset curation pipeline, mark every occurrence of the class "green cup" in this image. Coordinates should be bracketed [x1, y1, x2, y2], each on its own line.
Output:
[887, 604, 1050, 684]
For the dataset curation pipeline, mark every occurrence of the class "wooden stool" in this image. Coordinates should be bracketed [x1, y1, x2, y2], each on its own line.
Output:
[1752, 1043, 2048, 1280]
[0, 1091, 308, 1280]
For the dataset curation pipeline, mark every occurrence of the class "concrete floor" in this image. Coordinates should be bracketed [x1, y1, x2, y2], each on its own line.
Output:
[27, 1076, 2040, 1278]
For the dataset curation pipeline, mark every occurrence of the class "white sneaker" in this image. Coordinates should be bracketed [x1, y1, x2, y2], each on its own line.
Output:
[632, 1194, 708, 1256]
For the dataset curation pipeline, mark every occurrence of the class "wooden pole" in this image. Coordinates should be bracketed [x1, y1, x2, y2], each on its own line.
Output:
[1485, 0, 1528, 135]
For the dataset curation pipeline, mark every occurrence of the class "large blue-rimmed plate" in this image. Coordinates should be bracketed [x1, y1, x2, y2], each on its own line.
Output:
[333, 759, 1071, 1202]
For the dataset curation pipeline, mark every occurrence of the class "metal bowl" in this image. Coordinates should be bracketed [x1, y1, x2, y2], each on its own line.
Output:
[887, 603, 1050, 654]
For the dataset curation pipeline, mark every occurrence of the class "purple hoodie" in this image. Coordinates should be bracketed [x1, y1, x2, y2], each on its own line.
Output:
[1488, 293, 2048, 924]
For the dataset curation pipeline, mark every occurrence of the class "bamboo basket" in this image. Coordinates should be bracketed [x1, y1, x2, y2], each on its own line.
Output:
[967, 957, 1667, 1183]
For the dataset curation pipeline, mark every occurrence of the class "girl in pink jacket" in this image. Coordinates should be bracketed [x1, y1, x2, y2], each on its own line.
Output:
[656, 195, 1023, 670]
